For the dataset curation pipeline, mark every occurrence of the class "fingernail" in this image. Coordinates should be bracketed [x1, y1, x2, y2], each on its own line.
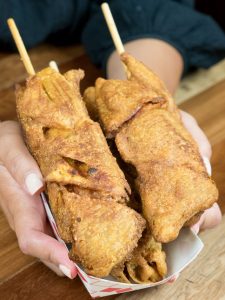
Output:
[202, 156, 211, 176]
[59, 264, 73, 279]
[191, 224, 199, 235]
[25, 173, 43, 195]
[71, 267, 78, 278]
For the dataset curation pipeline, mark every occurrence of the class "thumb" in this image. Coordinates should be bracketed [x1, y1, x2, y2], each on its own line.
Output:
[17, 230, 77, 279]
[41, 260, 78, 278]
[191, 203, 222, 234]
[0, 121, 44, 195]
[180, 110, 212, 159]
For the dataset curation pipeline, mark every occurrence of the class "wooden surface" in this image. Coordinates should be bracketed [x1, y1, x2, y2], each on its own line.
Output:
[0, 44, 225, 299]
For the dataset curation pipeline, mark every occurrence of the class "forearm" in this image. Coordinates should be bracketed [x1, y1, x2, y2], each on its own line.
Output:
[106, 38, 184, 95]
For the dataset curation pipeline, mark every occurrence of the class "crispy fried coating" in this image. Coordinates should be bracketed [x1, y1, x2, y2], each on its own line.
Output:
[92, 77, 166, 137]
[121, 53, 177, 115]
[16, 67, 146, 277]
[47, 183, 145, 277]
[85, 53, 178, 138]
[84, 53, 218, 243]
[111, 230, 167, 283]
[116, 107, 218, 242]
[83, 86, 99, 121]
[126, 232, 167, 283]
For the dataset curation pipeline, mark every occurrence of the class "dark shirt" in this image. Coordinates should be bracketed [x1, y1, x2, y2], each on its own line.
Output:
[196, 0, 225, 31]
[1, 0, 225, 73]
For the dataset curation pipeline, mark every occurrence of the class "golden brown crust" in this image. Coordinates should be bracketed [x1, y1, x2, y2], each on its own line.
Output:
[93, 77, 166, 137]
[120, 53, 177, 115]
[110, 263, 131, 284]
[83, 86, 99, 121]
[116, 107, 218, 242]
[126, 232, 167, 283]
[83, 53, 179, 137]
[47, 183, 145, 277]
[86, 53, 218, 243]
[184, 212, 203, 227]
[111, 230, 167, 283]
[16, 67, 146, 277]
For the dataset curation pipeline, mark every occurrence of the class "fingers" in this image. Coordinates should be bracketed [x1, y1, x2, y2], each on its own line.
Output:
[180, 111, 221, 234]
[14, 196, 77, 278]
[180, 110, 212, 159]
[0, 121, 44, 195]
[17, 230, 77, 279]
[191, 203, 222, 234]
[41, 260, 78, 278]
[41, 260, 65, 277]
[0, 168, 77, 279]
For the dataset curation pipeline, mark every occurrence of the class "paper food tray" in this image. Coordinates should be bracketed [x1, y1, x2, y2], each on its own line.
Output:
[41, 193, 204, 298]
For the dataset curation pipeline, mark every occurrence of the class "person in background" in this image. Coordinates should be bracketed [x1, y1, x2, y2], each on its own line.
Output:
[0, 0, 223, 279]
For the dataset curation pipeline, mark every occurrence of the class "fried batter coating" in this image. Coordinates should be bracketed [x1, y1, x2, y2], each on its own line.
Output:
[84, 53, 178, 138]
[126, 231, 167, 283]
[116, 107, 218, 242]
[48, 183, 145, 277]
[83, 86, 99, 121]
[16, 67, 146, 277]
[111, 230, 167, 283]
[91, 77, 166, 137]
[84, 53, 218, 243]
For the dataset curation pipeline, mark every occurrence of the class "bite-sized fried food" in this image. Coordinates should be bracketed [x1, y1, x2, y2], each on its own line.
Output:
[16, 67, 146, 277]
[84, 53, 218, 243]
[111, 229, 167, 283]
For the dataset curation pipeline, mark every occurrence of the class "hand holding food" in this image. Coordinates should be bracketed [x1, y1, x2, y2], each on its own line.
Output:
[3, 9, 219, 287]
[84, 52, 218, 243]
[16, 66, 148, 278]
[0, 121, 77, 278]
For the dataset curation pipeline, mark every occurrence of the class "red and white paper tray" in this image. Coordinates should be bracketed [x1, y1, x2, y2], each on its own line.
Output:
[41, 193, 204, 298]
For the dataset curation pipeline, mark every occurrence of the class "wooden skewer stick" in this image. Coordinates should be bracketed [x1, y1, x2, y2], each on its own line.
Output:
[49, 61, 59, 72]
[101, 3, 125, 56]
[7, 18, 35, 75]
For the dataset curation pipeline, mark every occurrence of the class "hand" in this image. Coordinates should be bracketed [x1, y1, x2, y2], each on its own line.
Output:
[180, 110, 222, 233]
[0, 121, 77, 279]
[191, 203, 222, 234]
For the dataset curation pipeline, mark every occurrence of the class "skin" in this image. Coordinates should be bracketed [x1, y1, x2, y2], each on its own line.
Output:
[0, 38, 221, 278]
[107, 39, 184, 94]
